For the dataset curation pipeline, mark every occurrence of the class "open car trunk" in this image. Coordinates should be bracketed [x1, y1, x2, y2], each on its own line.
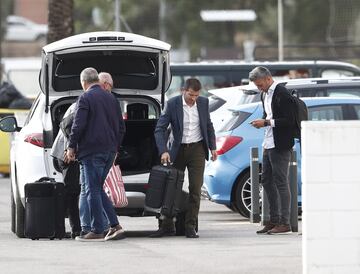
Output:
[51, 94, 161, 175]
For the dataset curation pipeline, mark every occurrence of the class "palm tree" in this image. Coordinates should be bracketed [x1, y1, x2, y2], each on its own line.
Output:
[47, 0, 74, 43]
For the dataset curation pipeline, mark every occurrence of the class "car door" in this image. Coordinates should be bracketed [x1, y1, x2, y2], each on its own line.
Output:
[297, 102, 357, 201]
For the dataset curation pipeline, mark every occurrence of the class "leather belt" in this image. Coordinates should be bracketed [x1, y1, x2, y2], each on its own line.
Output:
[181, 140, 203, 147]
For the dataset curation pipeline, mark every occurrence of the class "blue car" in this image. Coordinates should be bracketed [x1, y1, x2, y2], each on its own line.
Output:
[204, 97, 360, 217]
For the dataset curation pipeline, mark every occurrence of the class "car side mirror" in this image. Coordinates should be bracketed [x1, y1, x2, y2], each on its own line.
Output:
[0, 116, 21, 132]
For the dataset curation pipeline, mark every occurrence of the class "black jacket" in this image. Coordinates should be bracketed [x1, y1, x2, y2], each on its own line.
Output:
[261, 84, 296, 150]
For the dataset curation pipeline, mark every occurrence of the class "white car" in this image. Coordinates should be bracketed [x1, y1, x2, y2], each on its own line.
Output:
[209, 83, 259, 131]
[1, 57, 41, 101]
[0, 31, 196, 238]
[5, 15, 48, 42]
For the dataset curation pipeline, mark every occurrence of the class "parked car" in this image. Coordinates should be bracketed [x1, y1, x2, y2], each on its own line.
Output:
[168, 60, 360, 99]
[5, 15, 48, 42]
[1, 57, 41, 101]
[0, 58, 41, 176]
[203, 97, 360, 218]
[0, 31, 191, 238]
[209, 77, 360, 131]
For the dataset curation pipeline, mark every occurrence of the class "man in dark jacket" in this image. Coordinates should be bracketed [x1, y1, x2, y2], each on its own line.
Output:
[249, 66, 296, 234]
[152, 78, 217, 238]
[65, 67, 126, 241]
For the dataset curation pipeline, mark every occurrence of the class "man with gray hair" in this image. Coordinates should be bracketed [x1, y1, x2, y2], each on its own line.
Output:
[99, 72, 114, 92]
[65, 67, 126, 241]
[249, 66, 296, 235]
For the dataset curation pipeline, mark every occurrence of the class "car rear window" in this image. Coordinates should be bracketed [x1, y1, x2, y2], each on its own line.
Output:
[209, 96, 226, 112]
[52, 50, 159, 92]
[218, 110, 251, 132]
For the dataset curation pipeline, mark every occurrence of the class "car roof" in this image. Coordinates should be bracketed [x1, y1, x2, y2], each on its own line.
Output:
[42, 31, 171, 53]
[170, 60, 360, 69]
[209, 77, 360, 101]
[229, 97, 360, 113]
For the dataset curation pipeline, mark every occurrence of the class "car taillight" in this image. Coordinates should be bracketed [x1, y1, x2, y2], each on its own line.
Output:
[216, 136, 243, 155]
[24, 133, 44, 147]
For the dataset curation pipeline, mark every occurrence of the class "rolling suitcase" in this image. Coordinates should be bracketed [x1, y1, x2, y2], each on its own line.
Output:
[144, 165, 184, 217]
[24, 178, 65, 240]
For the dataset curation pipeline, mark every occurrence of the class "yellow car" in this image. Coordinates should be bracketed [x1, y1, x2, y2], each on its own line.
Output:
[0, 109, 29, 176]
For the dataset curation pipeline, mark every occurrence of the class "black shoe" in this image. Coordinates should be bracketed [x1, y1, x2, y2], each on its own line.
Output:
[149, 227, 176, 238]
[71, 231, 81, 239]
[185, 228, 199, 238]
[64, 232, 72, 239]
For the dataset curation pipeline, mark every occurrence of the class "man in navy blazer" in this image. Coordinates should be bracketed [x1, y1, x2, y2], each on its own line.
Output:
[249, 66, 296, 235]
[153, 78, 217, 238]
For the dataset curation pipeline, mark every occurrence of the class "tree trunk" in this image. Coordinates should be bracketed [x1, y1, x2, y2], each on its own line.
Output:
[47, 0, 74, 43]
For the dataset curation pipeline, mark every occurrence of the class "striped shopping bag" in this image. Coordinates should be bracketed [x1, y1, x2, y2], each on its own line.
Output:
[104, 164, 128, 208]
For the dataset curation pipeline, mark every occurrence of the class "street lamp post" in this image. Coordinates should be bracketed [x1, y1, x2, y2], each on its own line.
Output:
[115, 0, 121, 31]
[278, 0, 284, 61]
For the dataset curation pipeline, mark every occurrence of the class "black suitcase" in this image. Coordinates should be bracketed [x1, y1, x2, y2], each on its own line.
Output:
[24, 178, 65, 240]
[144, 165, 184, 217]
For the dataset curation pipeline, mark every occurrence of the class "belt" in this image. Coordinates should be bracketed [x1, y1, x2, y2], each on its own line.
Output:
[181, 140, 203, 147]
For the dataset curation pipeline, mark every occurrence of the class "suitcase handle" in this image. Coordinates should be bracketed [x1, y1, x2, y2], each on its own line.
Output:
[38, 177, 56, 183]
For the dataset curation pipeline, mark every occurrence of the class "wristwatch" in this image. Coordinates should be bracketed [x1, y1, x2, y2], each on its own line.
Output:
[264, 120, 269, 126]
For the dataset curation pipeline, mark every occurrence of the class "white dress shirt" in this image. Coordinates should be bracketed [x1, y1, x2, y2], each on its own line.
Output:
[181, 96, 203, 144]
[262, 81, 278, 149]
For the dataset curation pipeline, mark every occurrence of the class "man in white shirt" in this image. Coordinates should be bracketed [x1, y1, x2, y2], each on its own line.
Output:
[153, 78, 217, 238]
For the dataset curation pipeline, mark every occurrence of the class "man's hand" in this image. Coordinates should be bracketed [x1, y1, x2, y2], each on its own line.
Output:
[250, 119, 267, 129]
[160, 152, 171, 165]
[210, 150, 217, 161]
[64, 148, 76, 164]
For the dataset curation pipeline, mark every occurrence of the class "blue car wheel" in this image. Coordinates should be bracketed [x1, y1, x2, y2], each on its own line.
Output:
[234, 171, 251, 218]
[234, 170, 262, 218]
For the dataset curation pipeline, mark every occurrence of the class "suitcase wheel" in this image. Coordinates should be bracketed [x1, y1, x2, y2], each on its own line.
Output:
[50, 237, 55, 240]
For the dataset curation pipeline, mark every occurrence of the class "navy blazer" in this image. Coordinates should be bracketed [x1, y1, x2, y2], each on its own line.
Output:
[154, 95, 216, 161]
[261, 84, 296, 150]
[69, 84, 126, 159]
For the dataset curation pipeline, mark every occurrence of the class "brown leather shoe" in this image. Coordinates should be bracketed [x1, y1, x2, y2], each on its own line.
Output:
[256, 223, 276, 234]
[75, 232, 105, 242]
[267, 224, 291, 235]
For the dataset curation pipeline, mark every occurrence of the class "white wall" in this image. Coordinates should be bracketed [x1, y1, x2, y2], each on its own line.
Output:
[302, 121, 360, 274]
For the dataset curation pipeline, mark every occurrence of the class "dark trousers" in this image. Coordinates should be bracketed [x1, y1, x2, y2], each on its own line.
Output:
[173, 141, 206, 230]
[58, 159, 81, 234]
[261, 148, 291, 225]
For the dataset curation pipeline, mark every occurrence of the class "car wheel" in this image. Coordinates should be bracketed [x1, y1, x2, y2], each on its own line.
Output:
[234, 171, 263, 219]
[11, 184, 16, 234]
[234, 171, 252, 218]
[15, 186, 25, 238]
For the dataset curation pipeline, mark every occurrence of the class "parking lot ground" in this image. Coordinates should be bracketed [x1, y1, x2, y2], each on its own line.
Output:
[0, 177, 301, 274]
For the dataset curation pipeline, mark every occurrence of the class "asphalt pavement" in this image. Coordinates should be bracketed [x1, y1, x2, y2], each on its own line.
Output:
[0, 177, 302, 274]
